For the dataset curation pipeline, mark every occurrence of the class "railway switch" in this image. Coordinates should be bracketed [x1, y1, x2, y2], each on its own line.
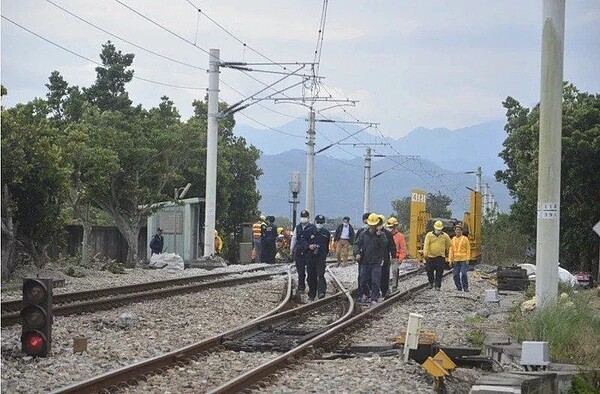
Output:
[21, 278, 53, 357]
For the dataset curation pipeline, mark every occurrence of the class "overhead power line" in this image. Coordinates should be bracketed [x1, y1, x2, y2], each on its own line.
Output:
[1, 15, 206, 91]
[43, 0, 208, 72]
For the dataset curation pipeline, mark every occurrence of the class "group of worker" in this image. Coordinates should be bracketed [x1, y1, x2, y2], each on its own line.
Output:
[250, 210, 472, 305]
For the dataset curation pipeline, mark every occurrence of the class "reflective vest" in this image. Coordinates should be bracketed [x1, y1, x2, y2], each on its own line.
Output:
[252, 222, 263, 239]
[449, 235, 471, 262]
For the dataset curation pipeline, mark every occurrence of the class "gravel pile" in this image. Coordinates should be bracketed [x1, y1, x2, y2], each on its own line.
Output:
[258, 270, 513, 393]
[1, 277, 285, 393]
[1, 263, 277, 301]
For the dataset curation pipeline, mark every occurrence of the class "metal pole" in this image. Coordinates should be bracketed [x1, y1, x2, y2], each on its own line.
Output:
[363, 147, 372, 214]
[203, 48, 220, 257]
[476, 167, 482, 193]
[536, 0, 564, 307]
[483, 183, 489, 219]
[305, 108, 315, 217]
[292, 192, 299, 228]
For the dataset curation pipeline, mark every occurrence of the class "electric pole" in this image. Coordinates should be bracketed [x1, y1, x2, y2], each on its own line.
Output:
[536, 0, 565, 307]
[476, 166, 482, 193]
[363, 147, 372, 214]
[203, 49, 219, 257]
[305, 108, 316, 217]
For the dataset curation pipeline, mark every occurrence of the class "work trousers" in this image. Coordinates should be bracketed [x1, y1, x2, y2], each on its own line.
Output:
[307, 253, 327, 299]
[253, 238, 262, 263]
[380, 260, 391, 297]
[452, 261, 469, 290]
[261, 240, 276, 264]
[295, 253, 309, 293]
[426, 256, 445, 288]
[335, 239, 350, 265]
[360, 263, 382, 301]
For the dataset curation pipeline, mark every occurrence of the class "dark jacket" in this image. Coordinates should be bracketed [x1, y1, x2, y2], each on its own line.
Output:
[262, 223, 278, 243]
[334, 223, 355, 243]
[382, 228, 397, 264]
[353, 228, 387, 265]
[149, 234, 164, 254]
[293, 223, 316, 256]
[309, 227, 331, 257]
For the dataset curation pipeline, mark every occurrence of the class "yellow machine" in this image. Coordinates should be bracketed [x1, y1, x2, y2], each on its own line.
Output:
[407, 189, 482, 263]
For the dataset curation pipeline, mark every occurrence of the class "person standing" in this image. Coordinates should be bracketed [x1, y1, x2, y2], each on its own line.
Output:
[333, 216, 354, 267]
[354, 212, 371, 295]
[353, 213, 388, 307]
[378, 215, 397, 298]
[149, 227, 164, 256]
[449, 224, 471, 292]
[291, 210, 315, 300]
[214, 230, 223, 255]
[386, 217, 408, 291]
[252, 215, 266, 263]
[307, 214, 331, 301]
[261, 216, 278, 264]
[423, 220, 452, 290]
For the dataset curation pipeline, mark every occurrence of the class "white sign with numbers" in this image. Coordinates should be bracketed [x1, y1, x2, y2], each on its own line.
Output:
[411, 192, 426, 203]
[537, 202, 559, 219]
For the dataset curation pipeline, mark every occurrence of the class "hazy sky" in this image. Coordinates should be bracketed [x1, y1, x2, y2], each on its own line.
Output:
[2, 0, 599, 138]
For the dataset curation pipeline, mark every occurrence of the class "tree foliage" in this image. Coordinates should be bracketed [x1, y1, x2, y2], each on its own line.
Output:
[496, 83, 600, 272]
[481, 214, 532, 266]
[391, 192, 453, 226]
[1, 41, 263, 270]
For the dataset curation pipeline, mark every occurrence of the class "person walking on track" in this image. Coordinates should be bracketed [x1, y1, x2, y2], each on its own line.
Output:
[386, 217, 408, 291]
[291, 210, 315, 302]
[423, 220, 451, 291]
[449, 224, 471, 292]
[307, 214, 331, 301]
[353, 213, 388, 307]
[378, 215, 397, 298]
[333, 216, 354, 267]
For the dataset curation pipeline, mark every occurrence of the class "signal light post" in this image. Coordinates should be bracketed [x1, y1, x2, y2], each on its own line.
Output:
[21, 278, 53, 357]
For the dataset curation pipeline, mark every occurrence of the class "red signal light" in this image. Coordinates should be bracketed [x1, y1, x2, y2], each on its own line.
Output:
[23, 332, 46, 355]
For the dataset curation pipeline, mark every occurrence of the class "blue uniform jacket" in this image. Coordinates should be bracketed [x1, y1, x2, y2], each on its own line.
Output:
[309, 227, 331, 257]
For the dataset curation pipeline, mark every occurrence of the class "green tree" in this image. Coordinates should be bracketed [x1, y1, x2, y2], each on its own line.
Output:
[482, 214, 532, 266]
[496, 83, 600, 272]
[427, 192, 453, 218]
[1, 100, 70, 274]
[391, 196, 410, 231]
[83, 41, 134, 112]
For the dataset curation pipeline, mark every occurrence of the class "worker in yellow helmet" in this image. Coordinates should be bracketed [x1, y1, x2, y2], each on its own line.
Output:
[423, 220, 451, 290]
[251, 215, 267, 262]
[214, 229, 223, 255]
[449, 224, 471, 292]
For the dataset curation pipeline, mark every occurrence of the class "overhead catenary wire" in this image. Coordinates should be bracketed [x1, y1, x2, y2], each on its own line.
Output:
[43, 0, 208, 72]
[1, 15, 206, 91]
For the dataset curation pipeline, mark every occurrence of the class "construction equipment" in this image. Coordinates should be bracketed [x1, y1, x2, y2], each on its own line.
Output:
[407, 189, 482, 264]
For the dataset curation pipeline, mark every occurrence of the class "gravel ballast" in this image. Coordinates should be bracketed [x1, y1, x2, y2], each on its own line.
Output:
[1, 276, 285, 393]
[257, 268, 514, 393]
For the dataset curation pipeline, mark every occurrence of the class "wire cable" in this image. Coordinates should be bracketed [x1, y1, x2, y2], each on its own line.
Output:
[43, 0, 208, 71]
[1, 15, 206, 91]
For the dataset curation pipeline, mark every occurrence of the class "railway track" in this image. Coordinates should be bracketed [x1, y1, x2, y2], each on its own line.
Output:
[52, 266, 428, 393]
[1, 265, 286, 327]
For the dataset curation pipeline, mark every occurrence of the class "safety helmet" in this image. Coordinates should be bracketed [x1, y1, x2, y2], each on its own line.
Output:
[386, 217, 398, 227]
[434, 220, 444, 230]
[366, 213, 380, 226]
[300, 210, 310, 218]
[315, 214, 326, 224]
[259, 214, 266, 221]
[214, 229, 218, 236]
[454, 223, 463, 230]
[277, 227, 284, 235]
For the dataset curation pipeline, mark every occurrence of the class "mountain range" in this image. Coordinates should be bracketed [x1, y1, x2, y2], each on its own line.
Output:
[233, 118, 512, 222]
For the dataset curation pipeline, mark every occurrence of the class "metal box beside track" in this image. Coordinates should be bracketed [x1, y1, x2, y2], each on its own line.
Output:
[497, 267, 529, 291]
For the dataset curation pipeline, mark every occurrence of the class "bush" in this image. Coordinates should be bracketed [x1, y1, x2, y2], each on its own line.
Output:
[63, 265, 86, 278]
[101, 260, 125, 274]
[482, 214, 531, 266]
[509, 294, 600, 367]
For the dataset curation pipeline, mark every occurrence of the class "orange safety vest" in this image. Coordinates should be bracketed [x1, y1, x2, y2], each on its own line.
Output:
[252, 222, 263, 239]
[450, 235, 470, 262]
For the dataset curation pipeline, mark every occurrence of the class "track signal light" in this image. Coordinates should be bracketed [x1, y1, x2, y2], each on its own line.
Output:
[21, 278, 53, 357]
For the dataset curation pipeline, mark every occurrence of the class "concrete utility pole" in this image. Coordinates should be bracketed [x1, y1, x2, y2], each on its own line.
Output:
[536, 0, 565, 307]
[203, 49, 220, 257]
[476, 167, 482, 193]
[483, 183, 490, 218]
[305, 108, 316, 217]
[363, 147, 372, 214]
